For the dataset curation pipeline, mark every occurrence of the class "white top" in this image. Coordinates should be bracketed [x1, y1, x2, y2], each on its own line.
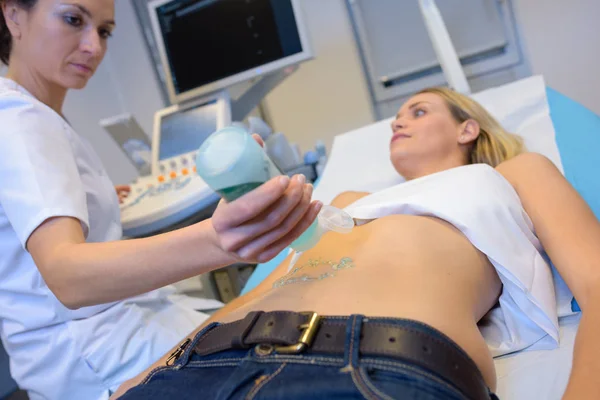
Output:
[0, 77, 207, 400]
[345, 163, 576, 357]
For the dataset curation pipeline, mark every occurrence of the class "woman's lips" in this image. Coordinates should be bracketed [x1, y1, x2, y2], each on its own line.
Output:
[391, 133, 411, 143]
[71, 63, 93, 74]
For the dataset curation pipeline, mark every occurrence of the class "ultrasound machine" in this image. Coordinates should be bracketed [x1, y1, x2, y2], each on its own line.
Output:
[119, 92, 231, 238]
[117, 0, 313, 240]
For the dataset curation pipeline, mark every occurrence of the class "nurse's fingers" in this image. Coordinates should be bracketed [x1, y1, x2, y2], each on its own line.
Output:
[252, 133, 264, 148]
[236, 184, 317, 260]
[215, 175, 306, 252]
[255, 201, 322, 263]
[116, 185, 131, 204]
[212, 175, 291, 231]
[115, 185, 131, 193]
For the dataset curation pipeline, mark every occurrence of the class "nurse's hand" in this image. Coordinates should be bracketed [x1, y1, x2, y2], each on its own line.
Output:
[115, 185, 131, 204]
[210, 135, 322, 264]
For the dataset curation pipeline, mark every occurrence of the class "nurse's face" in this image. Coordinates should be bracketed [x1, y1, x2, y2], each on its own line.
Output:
[13, 0, 115, 89]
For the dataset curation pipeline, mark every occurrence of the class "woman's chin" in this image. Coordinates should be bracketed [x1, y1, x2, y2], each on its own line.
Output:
[390, 148, 417, 171]
[390, 146, 411, 161]
[60, 74, 91, 90]
[69, 79, 89, 90]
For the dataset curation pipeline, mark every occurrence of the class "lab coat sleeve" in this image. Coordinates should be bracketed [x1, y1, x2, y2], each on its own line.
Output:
[0, 93, 90, 248]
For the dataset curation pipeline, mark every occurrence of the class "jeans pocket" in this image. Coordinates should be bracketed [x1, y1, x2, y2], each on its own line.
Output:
[353, 364, 468, 400]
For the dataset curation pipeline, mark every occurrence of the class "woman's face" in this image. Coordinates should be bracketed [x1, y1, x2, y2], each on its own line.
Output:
[389, 92, 469, 174]
[12, 0, 115, 89]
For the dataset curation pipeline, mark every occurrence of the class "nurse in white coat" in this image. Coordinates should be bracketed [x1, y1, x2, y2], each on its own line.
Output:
[0, 0, 322, 399]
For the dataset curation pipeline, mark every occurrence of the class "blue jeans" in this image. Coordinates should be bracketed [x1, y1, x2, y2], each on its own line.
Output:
[121, 315, 499, 399]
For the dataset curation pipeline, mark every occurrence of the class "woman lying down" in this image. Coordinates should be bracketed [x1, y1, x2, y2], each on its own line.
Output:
[113, 88, 600, 400]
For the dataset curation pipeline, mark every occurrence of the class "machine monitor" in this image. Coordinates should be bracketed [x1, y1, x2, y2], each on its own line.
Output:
[148, 0, 313, 104]
[151, 91, 231, 176]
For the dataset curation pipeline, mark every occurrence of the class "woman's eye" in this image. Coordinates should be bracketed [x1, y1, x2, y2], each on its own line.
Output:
[414, 108, 426, 117]
[64, 15, 83, 27]
[99, 29, 113, 39]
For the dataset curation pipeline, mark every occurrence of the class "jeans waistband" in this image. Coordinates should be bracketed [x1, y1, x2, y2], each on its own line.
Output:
[177, 311, 490, 400]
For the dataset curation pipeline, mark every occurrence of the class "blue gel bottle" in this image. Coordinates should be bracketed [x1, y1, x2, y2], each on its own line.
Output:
[195, 126, 282, 202]
[195, 126, 354, 259]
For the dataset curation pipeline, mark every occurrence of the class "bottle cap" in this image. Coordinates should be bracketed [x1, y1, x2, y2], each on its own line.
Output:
[318, 205, 354, 234]
[196, 126, 248, 176]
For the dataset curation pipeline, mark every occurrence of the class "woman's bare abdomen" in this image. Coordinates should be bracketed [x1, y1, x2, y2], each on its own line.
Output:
[212, 214, 502, 389]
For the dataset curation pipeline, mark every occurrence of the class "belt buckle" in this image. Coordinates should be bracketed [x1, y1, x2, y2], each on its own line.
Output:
[274, 312, 321, 354]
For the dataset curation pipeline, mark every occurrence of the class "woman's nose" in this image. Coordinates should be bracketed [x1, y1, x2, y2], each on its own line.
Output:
[80, 30, 103, 57]
[392, 118, 406, 131]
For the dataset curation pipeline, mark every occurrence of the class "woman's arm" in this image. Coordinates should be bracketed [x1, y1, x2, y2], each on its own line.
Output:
[497, 153, 600, 399]
[27, 175, 320, 309]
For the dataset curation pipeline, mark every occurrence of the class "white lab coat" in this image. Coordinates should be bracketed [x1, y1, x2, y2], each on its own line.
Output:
[0, 77, 208, 399]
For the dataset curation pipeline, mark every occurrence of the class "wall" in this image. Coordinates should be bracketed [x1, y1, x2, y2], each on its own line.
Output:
[512, 0, 600, 115]
[262, 0, 600, 153]
[261, 0, 375, 153]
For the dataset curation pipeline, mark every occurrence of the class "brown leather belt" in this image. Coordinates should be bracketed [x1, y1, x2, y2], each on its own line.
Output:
[193, 311, 490, 400]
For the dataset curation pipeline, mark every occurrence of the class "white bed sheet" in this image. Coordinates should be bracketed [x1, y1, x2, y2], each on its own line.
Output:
[312, 75, 578, 399]
[495, 314, 579, 399]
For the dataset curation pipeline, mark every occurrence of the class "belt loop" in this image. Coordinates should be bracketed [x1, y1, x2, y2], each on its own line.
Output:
[343, 315, 364, 369]
[173, 322, 219, 367]
[231, 311, 263, 349]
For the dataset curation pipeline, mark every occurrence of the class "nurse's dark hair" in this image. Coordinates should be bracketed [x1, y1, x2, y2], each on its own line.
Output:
[0, 0, 38, 65]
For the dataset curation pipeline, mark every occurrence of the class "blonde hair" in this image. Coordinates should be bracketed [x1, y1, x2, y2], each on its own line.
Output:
[417, 87, 525, 167]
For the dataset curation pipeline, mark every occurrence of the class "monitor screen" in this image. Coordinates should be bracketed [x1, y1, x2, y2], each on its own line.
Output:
[158, 100, 219, 160]
[153, 0, 305, 97]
